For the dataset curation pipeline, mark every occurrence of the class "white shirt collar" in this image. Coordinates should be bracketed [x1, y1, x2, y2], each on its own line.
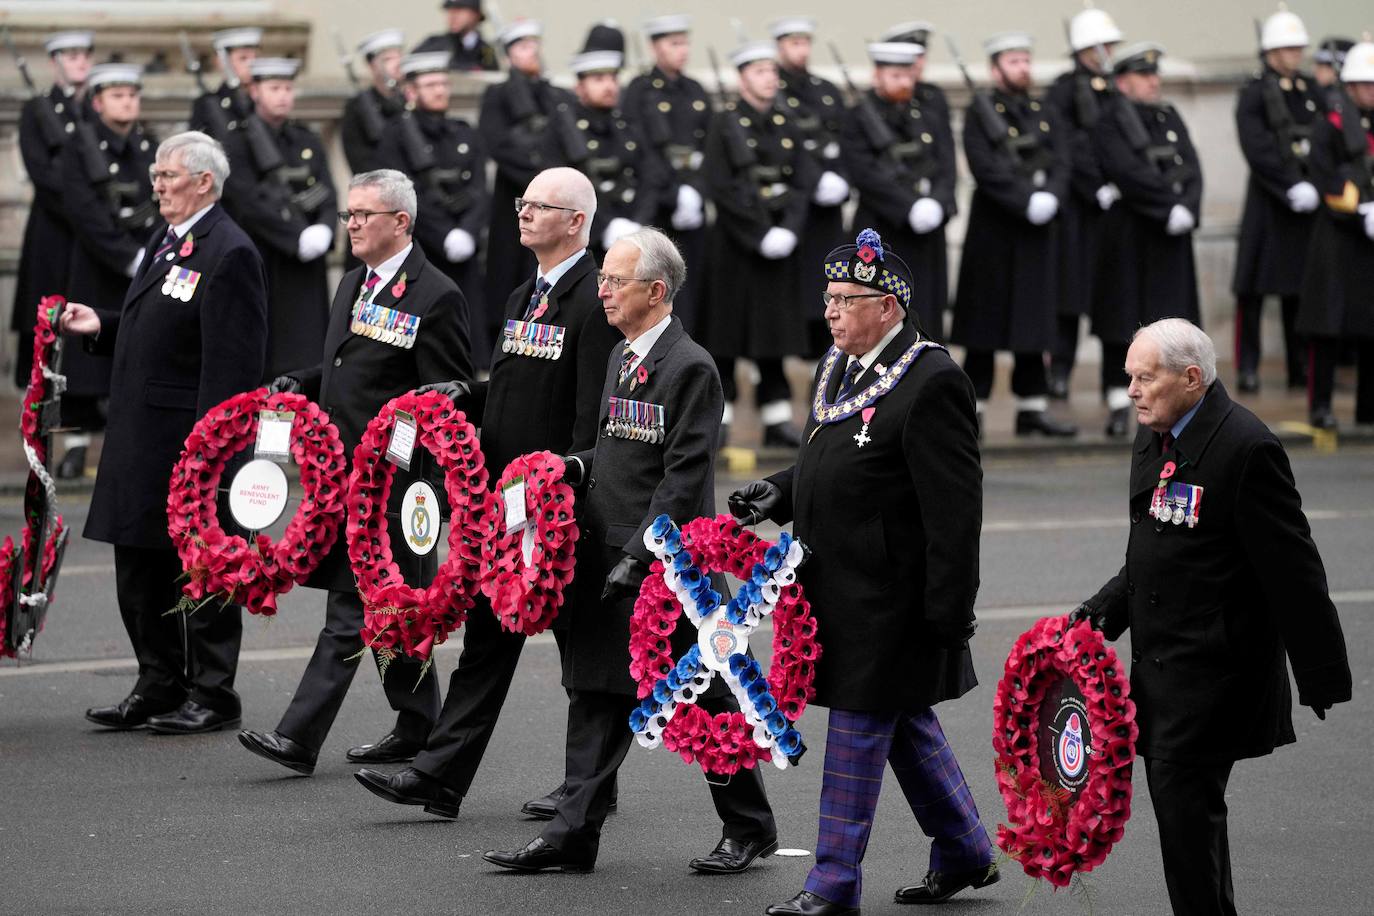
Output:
[360, 242, 413, 302]
[537, 248, 587, 291]
[627, 313, 673, 361]
[172, 202, 216, 238]
[848, 320, 905, 372]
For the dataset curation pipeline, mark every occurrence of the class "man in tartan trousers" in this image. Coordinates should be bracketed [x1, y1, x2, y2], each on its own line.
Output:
[731, 228, 999, 914]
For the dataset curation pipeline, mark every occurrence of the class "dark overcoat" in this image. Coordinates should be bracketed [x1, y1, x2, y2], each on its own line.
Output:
[293, 243, 473, 592]
[1232, 70, 1327, 297]
[189, 82, 253, 140]
[766, 321, 981, 711]
[562, 317, 723, 696]
[565, 101, 668, 260]
[1046, 66, 1114, 319]
[1084, 382, 1351, 761]
[84, 204, 268, 548]
[1090, 97, 1203, 345]
[952, 88, 1070, 353]
[339, 87, 405, 175]
[411, 31, 500, 72]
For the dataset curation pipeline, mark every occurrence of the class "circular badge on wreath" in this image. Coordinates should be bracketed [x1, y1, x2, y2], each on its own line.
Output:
[627, 513, 820, 777]
[993, 615, 1138, 888]
[346, 390, 493, 669]
[167, 390, 347, 617]
[479, 451, 579, 636]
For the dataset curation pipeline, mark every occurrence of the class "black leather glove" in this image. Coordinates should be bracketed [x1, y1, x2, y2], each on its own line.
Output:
[1068, 603, 1105, 632]
[601, 554, 648, 603]
[560, 455, 586, 486]
[728, 480, 783, 525]
[267, 374, 301, 395]
[415, 379, 473, 406]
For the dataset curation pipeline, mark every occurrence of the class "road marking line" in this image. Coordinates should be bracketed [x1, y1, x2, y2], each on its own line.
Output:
[5, 592, 1371, 679]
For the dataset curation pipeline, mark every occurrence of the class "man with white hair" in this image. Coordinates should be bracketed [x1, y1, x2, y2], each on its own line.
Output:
[61, 131, 268, 735]
[1072, 317, 1350, 915]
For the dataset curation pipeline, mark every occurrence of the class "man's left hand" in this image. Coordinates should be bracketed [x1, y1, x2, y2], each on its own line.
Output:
[601, 555, 648, 603]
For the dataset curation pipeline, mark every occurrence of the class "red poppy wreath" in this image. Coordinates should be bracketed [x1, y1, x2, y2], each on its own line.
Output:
[346, 390, 492, 667]
[479, 451, 579, 636]
[993, 614, 1138, 888]
[167, 390, 347, 617]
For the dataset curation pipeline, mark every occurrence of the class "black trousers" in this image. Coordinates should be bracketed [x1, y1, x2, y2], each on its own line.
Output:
[1050, 314, 1081, 378]
[962, 350, 1049, 401]
[1235, 294, 1304, 382]
[541, 689, 777, 862]
[113, 544, 242, 714]
[1145, 756, 1237, 916]
[276, 589, 439, 752]
[1309, 337, 1374, 423]
[411, 597, 531, 793]
[717, 356, 791, 408]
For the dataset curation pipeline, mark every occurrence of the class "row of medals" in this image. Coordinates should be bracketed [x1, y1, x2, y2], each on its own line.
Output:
[502, 335, 563, 359]
[608, 417, 664, 443]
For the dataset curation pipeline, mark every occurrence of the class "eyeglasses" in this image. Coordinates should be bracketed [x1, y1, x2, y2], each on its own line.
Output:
[596, 272, 652, 291]
[821, 291, 886, 311]
[514, 197, 579, 216]
[338, 209, 402, 225]
[149, 168, 206, 183]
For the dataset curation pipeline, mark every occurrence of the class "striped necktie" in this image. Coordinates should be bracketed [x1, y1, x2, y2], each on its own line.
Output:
[151, 228, 179, 261]
[525, 277, 552, 321]
[616, 341, 636, 386]
[1161, 431, 1175, 455]
[836, 359, 864, 399]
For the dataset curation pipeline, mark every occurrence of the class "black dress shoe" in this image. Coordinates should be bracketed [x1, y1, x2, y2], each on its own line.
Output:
[763, 422, 803, 448]
[521, 780, 617, 820]
[1014, 410, 1077, 438]
[85, 693, 183, 730]
[689, 836, 779, 874]
[1309, 408, 1339, 431]
[765, 890, 858, 916]
[355, 766, 461, 818]
[346, 731, 423, 763]
[56, 445, 87, 480]
[146, 700, 241, 735]
[1104, 406, 1131, 438]
[1237, 370, 1260, 393]
[894, 862, 1000, 904]
[238, 729, 317, 775]
[482, 837, 594, 873]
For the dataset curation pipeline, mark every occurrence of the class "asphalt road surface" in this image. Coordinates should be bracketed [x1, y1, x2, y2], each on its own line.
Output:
[2, 445, 1370, 915]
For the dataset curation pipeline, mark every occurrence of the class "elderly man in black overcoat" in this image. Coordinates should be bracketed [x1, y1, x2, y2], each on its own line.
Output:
[483, 227, 777, 875]
[1072, 317, 1351, 916]
[62, 130, 268, 734]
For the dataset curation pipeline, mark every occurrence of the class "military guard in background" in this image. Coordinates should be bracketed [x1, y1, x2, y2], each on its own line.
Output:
[773, 17, 850, 356]
[189, 28, 259, 141]
[951, 32, 1076, 438]
[563, 24, 668, 260]
[1046, 8, 1123, 399]
[58, 64, 159, 480]
[221, 58, 337, 380]
[12, 31, 91, 477]
[340, 30, 407, 175]
[621, 15, 711, 332]
[412, 0, 499, 73]
[1313, 37, 1355, 110]
[1298, 41, 1374, 430]
[479, 21, 569, 347]
[1092, 43, 1203, 437]
[377, 52, 490, 359]
[1232, 10, 1326, 394]
[701, 41, 819, 448]
[842, 37, 955, 343]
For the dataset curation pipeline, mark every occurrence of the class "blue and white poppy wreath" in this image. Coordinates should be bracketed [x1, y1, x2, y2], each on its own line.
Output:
[626, 513, 820, 777]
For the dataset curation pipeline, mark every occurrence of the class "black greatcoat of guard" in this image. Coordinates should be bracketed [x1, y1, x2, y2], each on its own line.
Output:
[340, 87, 405, 174]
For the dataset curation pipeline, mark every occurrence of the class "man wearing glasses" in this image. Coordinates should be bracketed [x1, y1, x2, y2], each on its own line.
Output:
[352, 167, 620, 816]
[732, 229, 998, 913]
[239, 169, 473, 775]
[62, 131, 268, 735]
[485, 225, 778, 875]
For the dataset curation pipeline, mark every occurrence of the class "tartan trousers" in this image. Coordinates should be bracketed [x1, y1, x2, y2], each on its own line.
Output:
[803, 706, 992, 908]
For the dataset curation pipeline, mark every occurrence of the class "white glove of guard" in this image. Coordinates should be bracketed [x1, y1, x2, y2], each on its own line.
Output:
[812, 171, 850, 206]
[671, 184, 705, 230]
[126, 247, 145, 279]
[759, 226, 798, 260]
[908, 198, 944, 234]
[443, 228, 476, 263]
[297, 223, 334, 262]
[1026, 191, 1059, 226]
[1165, 204, 1196, 236]
[1095, 183, 1121, 211]
[602, 218, 642, 250]
[1286, 181, 1319, 214]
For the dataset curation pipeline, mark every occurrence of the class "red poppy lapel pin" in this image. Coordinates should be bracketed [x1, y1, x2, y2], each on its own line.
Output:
[179, 233, 195, 258]
[391, 271, 408, 300]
